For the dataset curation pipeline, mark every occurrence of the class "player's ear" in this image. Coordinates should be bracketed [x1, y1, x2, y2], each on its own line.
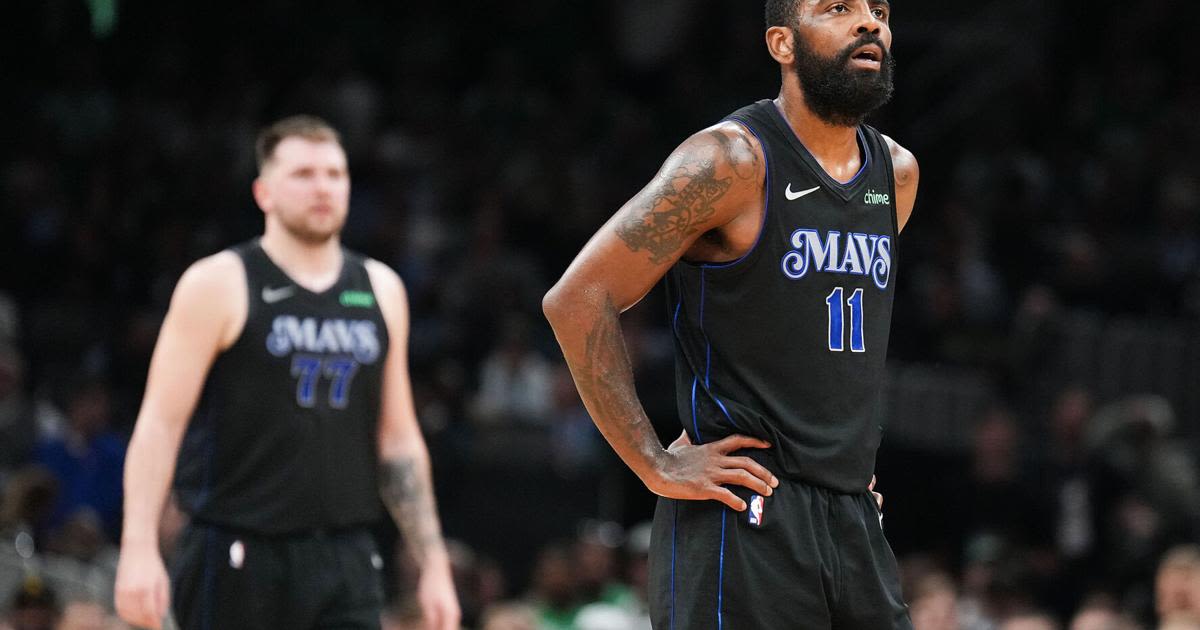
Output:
[766, 26, 795, 65]
[251, 176, 270, 214]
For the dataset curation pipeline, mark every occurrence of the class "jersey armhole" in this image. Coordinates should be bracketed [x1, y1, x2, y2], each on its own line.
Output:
[686, 116, 771, 274]
[870, 127, 901, 270]
[219, 247, 252, 353]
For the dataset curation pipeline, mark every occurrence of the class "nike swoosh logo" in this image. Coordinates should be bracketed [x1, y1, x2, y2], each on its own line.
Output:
[785, 184, 821, 201]
[261, 285, 297, 304]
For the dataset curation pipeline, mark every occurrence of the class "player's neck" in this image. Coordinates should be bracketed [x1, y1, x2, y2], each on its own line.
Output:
[260, 229, 343, 292]
[774, 88, 861, 169]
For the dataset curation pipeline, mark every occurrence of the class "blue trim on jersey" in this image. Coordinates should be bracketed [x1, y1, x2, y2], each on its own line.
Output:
[196, 396, 218, 511]
[202, 527, 216, 630]
[771, 101, 871, 189]
[699, 117, 772, 270]
[690, 377, 703, 444]
[705, 341, 712, 388]
[670, 500, 678, 630]
[697, 245, 742, 431]
[712, 394, 741, 429]
[700, 268, 710, 387]
[843, 128, 872, 186]
[717, 508, 728, 629]
[672, 299, 682, 334]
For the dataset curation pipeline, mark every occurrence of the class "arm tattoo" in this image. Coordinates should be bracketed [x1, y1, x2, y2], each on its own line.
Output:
[616, 157, 732, 264]
[380, 456, 444, 563]
[575, 297, 631, 420]
[615, 130, 758, 264]
[568, 297, 662, 469]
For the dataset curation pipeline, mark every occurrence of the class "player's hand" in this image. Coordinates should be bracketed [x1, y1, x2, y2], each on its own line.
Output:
[870, 475, 883, 512]
[648, 433, 779, 511]
[115, 543, 171, 630]
[417, 553, 461, 630]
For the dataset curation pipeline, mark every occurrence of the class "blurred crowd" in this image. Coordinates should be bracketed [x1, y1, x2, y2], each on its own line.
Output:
[3, 0, 1199, 628]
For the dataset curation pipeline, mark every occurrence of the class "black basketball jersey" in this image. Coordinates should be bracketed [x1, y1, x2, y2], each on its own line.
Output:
[174, 239, 389, 533]
[666, 100, 899, 493]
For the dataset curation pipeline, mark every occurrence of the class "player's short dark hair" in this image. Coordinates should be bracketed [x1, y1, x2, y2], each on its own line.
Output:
[255, 115, 342, 171]
[765, 0, 799, 29]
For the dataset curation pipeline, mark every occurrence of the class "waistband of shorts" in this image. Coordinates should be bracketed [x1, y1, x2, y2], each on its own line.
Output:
[740, 448, 873, 495]
[189, 516, 370, 541]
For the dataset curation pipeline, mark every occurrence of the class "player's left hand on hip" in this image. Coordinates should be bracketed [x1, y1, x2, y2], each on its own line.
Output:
[869, 475, 883, 512]
[418, 557, 461, 630]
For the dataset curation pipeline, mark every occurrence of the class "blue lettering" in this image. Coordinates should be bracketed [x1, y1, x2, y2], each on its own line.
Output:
[266, 316, 382, 364]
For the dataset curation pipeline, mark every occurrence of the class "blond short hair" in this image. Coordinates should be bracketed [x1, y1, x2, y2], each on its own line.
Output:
[255, 115, 342, 171]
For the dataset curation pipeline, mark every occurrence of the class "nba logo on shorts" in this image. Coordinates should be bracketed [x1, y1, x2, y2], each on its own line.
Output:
[749, 494, 764, 527]
[229, 540, 245, 569]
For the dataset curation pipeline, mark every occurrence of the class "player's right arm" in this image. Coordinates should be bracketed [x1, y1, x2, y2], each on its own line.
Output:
[543, 124, 779, 512]
[115, 251, 245, 630]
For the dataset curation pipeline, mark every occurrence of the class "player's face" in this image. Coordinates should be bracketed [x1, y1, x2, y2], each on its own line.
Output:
[791, 0, 895, 126]
[258, 137, 350, 245]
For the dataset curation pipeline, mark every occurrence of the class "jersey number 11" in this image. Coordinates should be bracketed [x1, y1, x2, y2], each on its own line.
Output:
[826, 287, 865, 353]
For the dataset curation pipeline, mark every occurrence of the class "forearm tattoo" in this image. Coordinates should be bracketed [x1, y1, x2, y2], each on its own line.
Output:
[575, 297, 633, 420]
[569, 297, 661, 465]
[380, 456, 444, 562]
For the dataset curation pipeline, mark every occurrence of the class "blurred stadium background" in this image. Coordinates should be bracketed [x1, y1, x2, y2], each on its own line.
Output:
[2, 1, 1198, 629]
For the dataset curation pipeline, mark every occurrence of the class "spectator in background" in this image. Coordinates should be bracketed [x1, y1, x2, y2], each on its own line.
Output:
[1046, 387, 1097, 561]
[958, 534, 1042, 630]
[958, 407, 1051, 553]
[1089, 397, 1200, 602]
[573, 604, 638, 630]
[1068, 596, 1141, 630]
[572, 522, 633, 612]
[1040, 386, 1100, 618]
[955, 406, 1055, 616]
[907, 571, 959, 630]
[999, 612, 1060, 630]
[55, 600, 114, 630]
[38, 509, 120, 610]
[525, 543, 578, 630]
[471, 315, 552, 426]
[0, 346, 34, 477]
[32, 380, 124, 543]
[478, 602, 537, 630]
[3, 576, 59, 630]
[428, 539, 507, 629]
[547, 365, 607, 474]
[622, 522, 652, 628]
[1156, 545, 1200, 627]
[0, 467, 57, 554]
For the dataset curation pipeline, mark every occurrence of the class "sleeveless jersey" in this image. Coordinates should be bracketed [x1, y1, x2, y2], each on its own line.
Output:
[666, 100, 899, 493]
[174, 240, 389, 533]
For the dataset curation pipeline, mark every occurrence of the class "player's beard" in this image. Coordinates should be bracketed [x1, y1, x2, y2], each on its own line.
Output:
[791, 30, 895, 127]
[276, 208, 345, 245]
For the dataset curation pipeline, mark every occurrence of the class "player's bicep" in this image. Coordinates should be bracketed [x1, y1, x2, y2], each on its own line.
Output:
[559, 129, 758, 311]
[136, 259, 239, 433]
[367, 262, 423, 453]
[884, 136, 919, 233]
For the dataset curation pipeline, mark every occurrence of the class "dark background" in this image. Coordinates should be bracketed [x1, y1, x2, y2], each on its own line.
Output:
[1, 1, 1198, 628]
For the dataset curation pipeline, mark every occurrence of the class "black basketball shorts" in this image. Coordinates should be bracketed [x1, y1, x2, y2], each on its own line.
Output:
[648, 479, 912, 629]
[170, 521, 385, 630]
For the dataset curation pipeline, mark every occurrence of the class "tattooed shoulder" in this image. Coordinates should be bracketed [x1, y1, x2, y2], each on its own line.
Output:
[615, 128, 761, 265]
[706, 126, 762, 181]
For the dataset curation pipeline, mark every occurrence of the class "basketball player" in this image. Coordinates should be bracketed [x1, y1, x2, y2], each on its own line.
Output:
[543, 1, 917, 628]
[113, 116, 460, 630]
